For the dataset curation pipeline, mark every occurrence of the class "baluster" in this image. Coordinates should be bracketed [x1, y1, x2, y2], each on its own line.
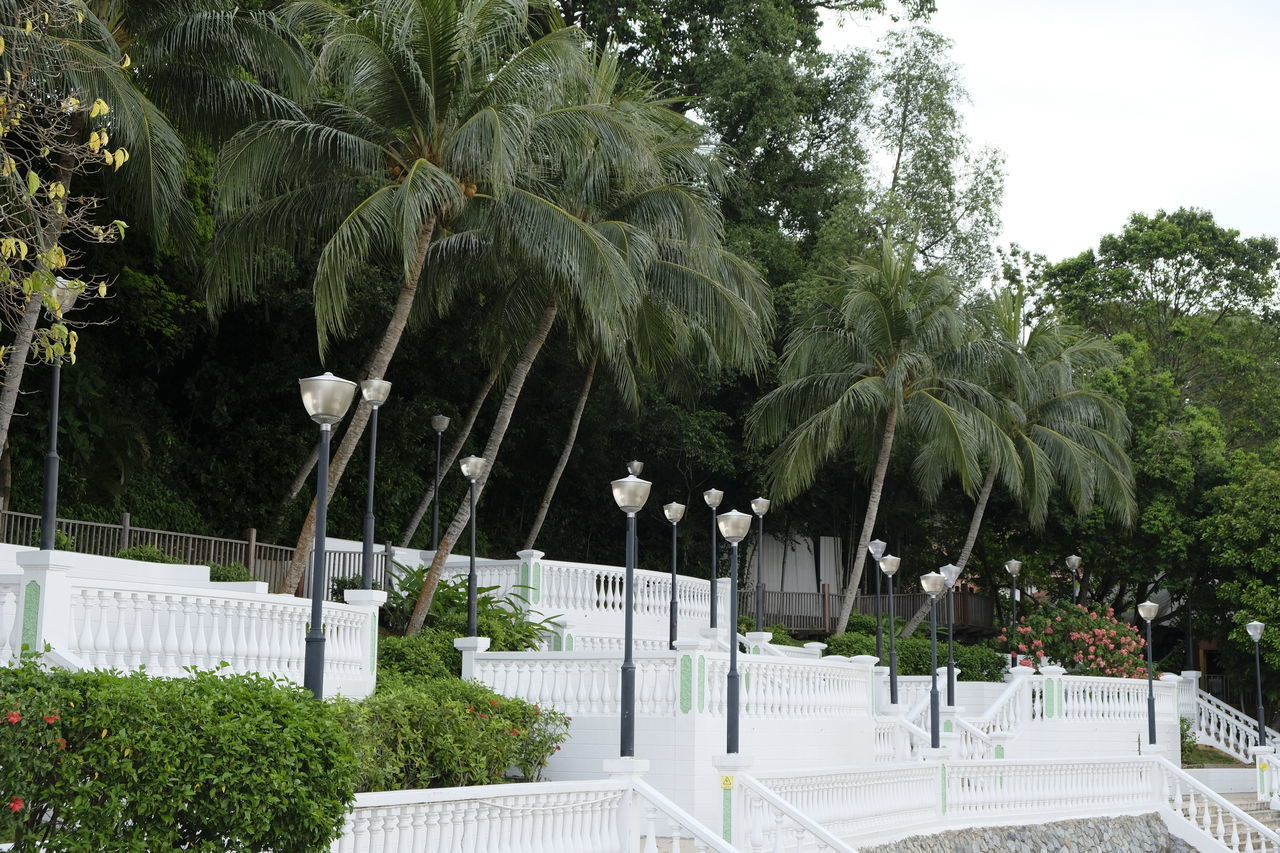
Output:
[640, 804, 659, 853]
[233, 600, 251, 673]
[144, 593, 163, 672]
[78, 590, 101, 667]
[112, 593, 134, 669]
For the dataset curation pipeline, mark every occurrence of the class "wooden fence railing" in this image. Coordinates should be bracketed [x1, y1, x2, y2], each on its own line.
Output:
[739, 586, 996, 633]
[0, 509, 389, 597]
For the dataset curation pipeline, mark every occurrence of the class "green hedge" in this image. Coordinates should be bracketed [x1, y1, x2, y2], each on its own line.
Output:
[824, 631, 1006, 682]
[0, 661, 355, 852]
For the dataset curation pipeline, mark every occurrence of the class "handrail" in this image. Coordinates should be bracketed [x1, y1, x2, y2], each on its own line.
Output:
[1154, 755, 1280, 851]
[1195, 688, 1279, 763]
[1200, 689, 1280, 741]
[632, 778, 739, 853]
[737, 773, 857, 852]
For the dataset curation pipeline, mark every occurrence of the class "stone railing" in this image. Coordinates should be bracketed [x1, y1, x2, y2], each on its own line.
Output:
[1197, 688, 1279, 763]
[332, 773, 736, 853]
[751, 756, 1280, 851]
[3, 549, 382, 699]
[736, 772, 856, 852]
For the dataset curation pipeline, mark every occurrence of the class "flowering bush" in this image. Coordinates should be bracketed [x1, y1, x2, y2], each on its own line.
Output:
[998, 603, 1151, 678]
[0, 659, 355, 852]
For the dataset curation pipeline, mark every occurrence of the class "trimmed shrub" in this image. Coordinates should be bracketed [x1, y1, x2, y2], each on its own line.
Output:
[0, 660, 355, 852]
[113, 544, 177, 564]
[824, 631, 1005, 682]
[208, 561, 253, 583]
[331, 679, 569, 790]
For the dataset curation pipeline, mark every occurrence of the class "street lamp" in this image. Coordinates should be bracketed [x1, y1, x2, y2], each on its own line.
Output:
[940, 563, 961, 706]
[881, 554, 901, 704]
[430, 414, 450, 550]
[717, 508, 752, 754]
[612, 468, 652, 757]
[751, 497, 770, 631]
[360, 379, 391, 589]
[664, 502, 686, 650]
[703, 488, 724, 630]
[1138, 600, 1160, 746]
[1005, 559, 1022, 669]
[299, 371, 357, 698]
[920, 571, 947, 749]
[39, 280, 79, 551]
[1066, 554, 1083, 602]
[460, 455, 488, 637]
[869, 539, 887, 660]
[1248, 620, 1267, 746]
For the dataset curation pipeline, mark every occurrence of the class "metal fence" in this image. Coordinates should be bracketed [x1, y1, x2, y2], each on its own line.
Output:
[0, 509, 388, 597]
[739, 586, 996, 634]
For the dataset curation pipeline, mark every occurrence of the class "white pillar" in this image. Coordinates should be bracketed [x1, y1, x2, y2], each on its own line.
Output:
[453, 636, 491, 681]
[15, 550, 84, 669]
[711, 752, 752, 848]
[343, 588, 388, 698]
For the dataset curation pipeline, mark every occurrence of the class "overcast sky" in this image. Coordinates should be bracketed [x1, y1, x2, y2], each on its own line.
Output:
[821, 1, 1280, 263]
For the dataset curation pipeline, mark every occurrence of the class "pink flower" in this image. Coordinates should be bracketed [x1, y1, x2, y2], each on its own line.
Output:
[5, 711, 19, 725]
[7, 797, 20, 813]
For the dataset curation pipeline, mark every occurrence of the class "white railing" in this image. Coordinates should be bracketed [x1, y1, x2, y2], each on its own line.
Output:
[706, 655, 867, 721]
[737, 774, 857, 852]
[332, 777, 737, 853]
[0, 572, 20, 665]
[64, 581, 374, 695]
[872, 709, 929, 764]
[754, 756, 1280, 851]
[1057, 674, 1151, 721]
[970, 673, 1032, 737]
[950, 717, 995, 760]
[1197, 689, 1279, 763]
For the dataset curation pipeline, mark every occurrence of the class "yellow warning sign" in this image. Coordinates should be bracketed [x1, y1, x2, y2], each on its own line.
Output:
[720, 775, 734, 790]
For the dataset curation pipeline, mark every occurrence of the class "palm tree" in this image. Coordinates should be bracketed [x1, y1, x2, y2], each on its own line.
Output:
[897, 286, 1136, 636]
[404, 52, 771, 632]
[208, 0, 630, 593]
[747, 235, 998, 636]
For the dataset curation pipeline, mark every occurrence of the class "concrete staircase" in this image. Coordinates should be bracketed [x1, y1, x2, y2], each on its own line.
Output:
[1222, 793, 1280, 831]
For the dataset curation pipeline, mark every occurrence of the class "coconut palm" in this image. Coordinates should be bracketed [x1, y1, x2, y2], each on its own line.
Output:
[404, 53, 771, 631]
[897, 286, 1136, 636]
[208, 0, 639, 593]
[747, 235, 1002, 636]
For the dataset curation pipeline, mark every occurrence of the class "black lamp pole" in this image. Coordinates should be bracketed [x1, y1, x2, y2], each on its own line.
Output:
[705, 489, 723, 630]
[874, 558, 883, 661]
[921, 572, 945, 749]
[1139, 600, 1159, 746]
[752, 498, 770, 632]
[431, 415, 449, 551]
[881, 555, 901, 705]
[359, 381, 389, 589]
[946, 585, 956, 706]
[727, 537, 741, 752]
[303, 423, 332, 697]
[664, 502, 685, 650]
[460, 455, 487, 638]
[613, 468, 651, 758]
[39, 357, 62, 550]
[1249, 621, 1267, 745]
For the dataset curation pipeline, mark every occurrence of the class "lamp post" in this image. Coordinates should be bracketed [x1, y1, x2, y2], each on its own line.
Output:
[664, 502, 686, 650]
[299, 371, 357, 698]
[940, 563, 961, 706]
[1248, 620, 1267, 746]
[704, 488, 724, 630]
[869, 539, 887, 660]
[1066, 554, 1083, 602]
[359, 380, 391, 589]
[880, 550, 901, 701]
[430, 414, 449, 550]
[1005, 559, 1022, 669]
[612, 468, 652, 757]
[921, 571, 946, 749]
[751, 497, 770, 631]
[717, 508, 752, 753]
[39, 281, 79, 551]
[1138, 600, 1159, 746]
[460, 455, 488, 636]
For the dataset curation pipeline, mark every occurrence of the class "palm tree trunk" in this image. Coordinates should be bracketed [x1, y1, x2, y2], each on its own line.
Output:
[832, 405, 899, 635]
[0, 298, 46, 458]
[900, 460, 999, 638]
[521, 352, 597, 551]
[277, 220, 436, 594]
[399, 359, 502, 547]
[406, 301, 559, 635]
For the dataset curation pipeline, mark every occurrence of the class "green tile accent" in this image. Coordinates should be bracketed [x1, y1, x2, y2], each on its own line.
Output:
[531, 561, 542, 605]
[721, 787, 732, 840]
[939, 764, 948, 815]
[21, 581, 39, 653]
[680, 655, 693, 714]
[565, 634, 574, 651]
[995, 744, 1005, 759]
[943, 720, 953, 733]
[519, 560, 530, 590]
[551, 633, 563, 651]
[1045, 679, 1056, 718]
[698, 655, 706, 712]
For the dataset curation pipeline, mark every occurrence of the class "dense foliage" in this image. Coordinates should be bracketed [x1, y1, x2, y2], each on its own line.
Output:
[998, 602, 1150, 679]
[0, 661, 355, 852]
[824, 630, 1006, 682]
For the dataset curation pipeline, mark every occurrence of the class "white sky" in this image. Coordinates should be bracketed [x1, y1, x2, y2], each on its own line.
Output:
[820, 1, 1280, 263]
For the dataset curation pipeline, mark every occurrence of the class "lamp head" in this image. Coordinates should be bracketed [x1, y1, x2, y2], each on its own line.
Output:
[1065, 554, 1083, 573]
[1248, 621, 1265, 643]
[878, 555, 900, 577]
[1004, 559, 1022, 579]
[703, 488, 724, 509]
[299, 372, 357, 426]
[611, 474, 652, 515]
[49, 277, 80, 317]
[868, 539, 887, 561]
[1137, 600, 1159, 623]
[431, 414, 450, 433]
[920, 572, 946, 599]
[940, 563, 961, 588]
[663, 502, 686, 524]
[360, 379, 391, 407]
[716, 509, 752, 543]
[627, 460, 644, 476]
[751, 496, 770, 517]
[460, 455, 488, 481]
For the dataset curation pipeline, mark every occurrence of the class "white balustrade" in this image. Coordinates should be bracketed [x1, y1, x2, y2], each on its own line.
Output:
[1057, 675, 1150, 721]
[0, 576, 20, 665]
[971, 675, 1031, 737]
[752, 765, 936, 844]
[331, 778, 734, 853]
[471, 652, 678, 717]
[737, 774, 858, 852]
[61, 580, 376, 696]
[1156, 759, 1280, 853]
[1197, 689, 1279, 763]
